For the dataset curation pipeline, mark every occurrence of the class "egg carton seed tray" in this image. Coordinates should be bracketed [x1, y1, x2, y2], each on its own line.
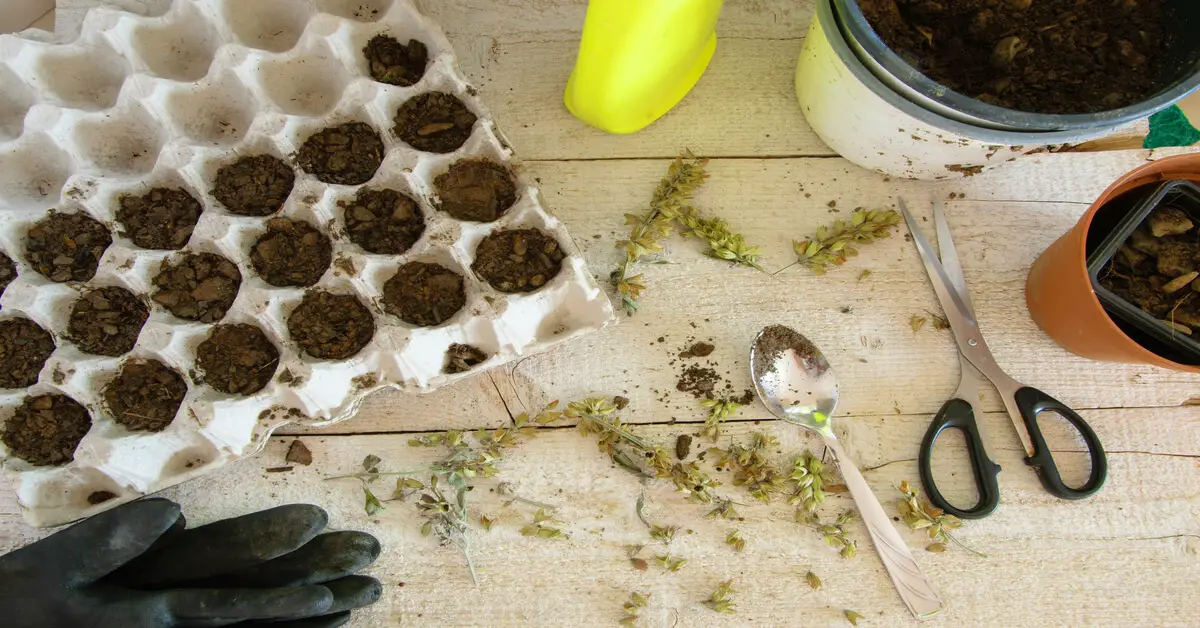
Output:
[0, 0, 616, 527]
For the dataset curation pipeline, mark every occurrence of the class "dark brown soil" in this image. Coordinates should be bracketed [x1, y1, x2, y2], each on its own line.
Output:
[152, 253, 242, 323]
[296, 122, 384, 186]
[287, 290, 376, 360]
[250, 218, 332, 287]
[676, 365, 721, 398]
[394, 92, 477, 153]
[859, 0, 1170, 114]
[471, 229, 565, 293]
[1, 394, 91, 466]
[212, 155, 295, 217]
[339, 188, 425, 255]
[434, 160, 518, 222]
[382, 261, 466, 327]
[25, 212, 112, 283]
[1100, 205, 1200, 330]
[67, 286, 149, 357]
[444, 343, 488, 374]
[0, 252, 16, 302]
[680, 342, 715, 358]
[195, 323, 279, 395]
[103, 359, 187, 432]
[363, 35, 428, 86]
[675, 433, 693, 460]
[88, 491, 117, 504]
[117, 188, 203, 250]
[285, 439, 312, 465]
[0, 318, 55, 388]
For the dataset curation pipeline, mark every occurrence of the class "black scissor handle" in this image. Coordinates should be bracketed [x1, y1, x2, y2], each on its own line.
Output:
[1014, 387, 1107, 500]
[918, 398, 1002, 519]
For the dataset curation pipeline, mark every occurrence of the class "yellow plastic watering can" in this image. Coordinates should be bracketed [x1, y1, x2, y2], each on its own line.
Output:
[564, 0, 724, 134]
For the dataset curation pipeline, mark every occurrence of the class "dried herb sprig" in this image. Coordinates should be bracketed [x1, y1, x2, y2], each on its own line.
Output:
[844, 609, 865, 626]
[705, 498, 741, 520]
[802, 509, 858, 559]
[649, 524, 678, 544]
[655, 553, 687, 572]
[520, 507, 569, 540]
[700, 397, 742, 441]
[619, 591, 651, 627]
[806, 571, 822, 590]
[703, 579, 737, 614]
[710, 433, 785, 502]
[416, 476, 476, 584]
[897, 480, 984, 555]
[676, 207, 764, 270]
[725, 529, 745, 551]
[793, 209, 902, 275]
[789, 449, 833, 517]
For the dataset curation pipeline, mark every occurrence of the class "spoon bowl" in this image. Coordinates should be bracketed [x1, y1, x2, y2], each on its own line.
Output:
[749, 324, 944, 619]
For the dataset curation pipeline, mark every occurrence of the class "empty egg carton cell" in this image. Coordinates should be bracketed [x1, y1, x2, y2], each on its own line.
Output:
[0, 133, 76, 210]
[286, 289, 376, 360]
[24, 210, 113, 283]
[103, 357, 187, 432]
[0, 317, 56, 388]
[317, 0, 396, 22]
[1, 393, 92, 467]
[64, 100, 167, 176]
[295, 121, 384, 186]
[220, 0, 313, 53]
[194, 322, 279, 395]
[252, 40, 351, 117]
[67, 285, 149, 357]
[393, 91, 478, 154]
[0, 64, 35, 141]
[161, 71, 258, 147]
[250, 218, 333, 288]
[28, 37, 131, 111]
[211, 154, 296, 216]
[151, 252, 242, 323]
[125, 1, 220, 81]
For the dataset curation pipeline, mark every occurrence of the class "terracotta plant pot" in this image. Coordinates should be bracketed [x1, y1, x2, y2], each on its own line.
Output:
[1026, 153, 1200, 373]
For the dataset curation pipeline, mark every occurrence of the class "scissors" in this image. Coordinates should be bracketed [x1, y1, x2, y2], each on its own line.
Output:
[898, 198, 1108, 519]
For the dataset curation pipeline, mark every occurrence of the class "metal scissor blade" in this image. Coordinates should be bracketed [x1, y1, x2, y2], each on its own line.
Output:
[897, 198, 976, 327]
[933, 200, 976, 318]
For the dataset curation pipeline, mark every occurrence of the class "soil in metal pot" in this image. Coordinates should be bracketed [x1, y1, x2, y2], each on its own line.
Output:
[394, 92, 477, 153]
[1, 393, 91, 466]
[104, 358, 187, 432]
[859, 0, 1170, 114]
[212, 155, 295, 217]
[0, 318, 55, 389]
[339, 188, 426, 255]
[364, 35, 428, 87]
[444, 343, 489, 374]
[25, 212, 112, 283]
[67, 286, 149, 357]
[1099, 204, 1200, 330]
[296, 122, 385, 186]
[250, 218, 332, 287]
[117, 188, 203, 250]
[382, 261, 466, 327]
[471, 228, 565, 293]
[0, 251, 17, 302]
[434, 159, 517, 222]
[152, 253, 242, 323]
[287, 290, 376, 360]
[195, 323, 279, 395]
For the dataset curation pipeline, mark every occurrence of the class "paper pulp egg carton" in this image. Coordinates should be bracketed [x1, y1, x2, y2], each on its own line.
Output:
[0, 0, 616, 527]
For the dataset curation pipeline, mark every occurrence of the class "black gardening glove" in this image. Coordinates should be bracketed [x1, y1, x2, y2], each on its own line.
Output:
[0, 498, 382, 628]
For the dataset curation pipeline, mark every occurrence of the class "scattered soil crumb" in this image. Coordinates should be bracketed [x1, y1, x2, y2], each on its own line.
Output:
[613, 395, 630, 410]
[472, 228, 565, 293]
[333, 254, 358, 277]
[296, 122, 384, 186]
[444, 343, 489, 374]
[434, 159, 518, 222]
[68, 286, 149, 357]
[1, 393, 91, 466]
[679, 342, 715, 358]
[277, 368, 302, 386]
[286, 439, 313, 465]
[676, 365, 721, 398]
[251, 218, 332, 287]
[287, 290, 376, 360]
[675, 433, 693, 460]
[363, 35, 428, 86]
[266, 466, 293, 473]
[25, 211, 112, 282]
[104, 358, 187, 432]
[0, 318, 55, 388]
[352, 373, 379, 391]
[87, 491, 117, 505]
[195, 324, 279, 396]
[394, 91, 477, 153]
[117, 187, 202, 250]
[382, 261, 466, 327]
[152, 252, 241, 323]
[212, 155, 295, 216]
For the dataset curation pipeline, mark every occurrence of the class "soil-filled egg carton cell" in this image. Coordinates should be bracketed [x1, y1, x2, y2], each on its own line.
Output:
[0, 0, 615, 527]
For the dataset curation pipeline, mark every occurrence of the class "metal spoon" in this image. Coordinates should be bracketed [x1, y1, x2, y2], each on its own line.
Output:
[750, 325, 944, 619]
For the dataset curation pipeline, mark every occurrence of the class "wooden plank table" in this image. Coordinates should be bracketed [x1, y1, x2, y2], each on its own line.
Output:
[4, 1, 1200, 626]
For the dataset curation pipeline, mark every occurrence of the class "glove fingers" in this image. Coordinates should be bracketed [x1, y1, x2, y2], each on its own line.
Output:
[238, 611, 352, 628]
[163, 585, 333, 626]
[323, 575, 384, 615]
[24, 498, 183, 586]
[214, 532, 381, 588]
[113, 504, 328, 588]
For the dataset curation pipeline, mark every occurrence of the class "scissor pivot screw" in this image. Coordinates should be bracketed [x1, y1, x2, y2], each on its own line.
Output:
[968, 339, 978, 347]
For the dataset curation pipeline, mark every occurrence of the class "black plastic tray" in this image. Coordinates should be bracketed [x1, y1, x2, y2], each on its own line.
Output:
[1086, 180, 1200, 366]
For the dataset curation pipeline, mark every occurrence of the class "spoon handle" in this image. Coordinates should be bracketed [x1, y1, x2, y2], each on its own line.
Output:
[823, 435, 945, 619]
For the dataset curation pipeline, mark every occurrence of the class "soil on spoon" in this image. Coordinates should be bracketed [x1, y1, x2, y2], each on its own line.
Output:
[1099, 204, 1200, 331]
[250, 218, 332, 287]
[363, 35, 429, 86]
[25, 212, 113, 283]
[753, 324, 821, 382]
[195, 323, 279, 395]
[0, 251, 17, 302]
[103, 358, 188, 432]
[1, 393, 91, 466]
[67, 286, 149, 357]
[471, 229, 565, 293]
[339, 188, 426, 255]
[382, 261, 466, 327]
[296, 122, 385, 186]
[212, 155, 295, 217]
[394, 92, 477, 153]
[444, 343, 489, 374]
[152, 253, 242, 323]
[0, 318, 56, 388]
[287, 290, 376, 360]
[116, 188, 203, 250]
[434, 160, 517, 222]
[859, 0, 1170, 114]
